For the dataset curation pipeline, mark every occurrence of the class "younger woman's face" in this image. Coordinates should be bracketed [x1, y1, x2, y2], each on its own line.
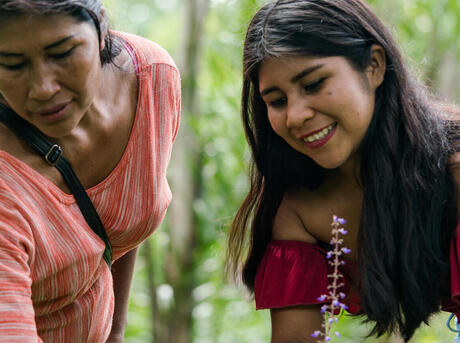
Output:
[258, 51, 385, 172]
[0, 13, 103, 138]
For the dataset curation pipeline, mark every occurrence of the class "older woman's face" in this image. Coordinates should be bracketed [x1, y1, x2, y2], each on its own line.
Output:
[0, 13, 102, 138]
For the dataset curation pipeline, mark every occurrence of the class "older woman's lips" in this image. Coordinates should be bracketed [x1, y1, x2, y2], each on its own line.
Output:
[34, 102, 71, 121]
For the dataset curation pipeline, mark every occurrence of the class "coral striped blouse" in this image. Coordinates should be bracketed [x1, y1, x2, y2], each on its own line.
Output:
[0, 32, 180, 342]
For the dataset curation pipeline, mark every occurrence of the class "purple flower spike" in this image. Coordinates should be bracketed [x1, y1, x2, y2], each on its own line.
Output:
[314, 215, 348, 338]
[341, 247, 351, 254]
[311, 330, 321, 338]
[317, 294, 327, 301]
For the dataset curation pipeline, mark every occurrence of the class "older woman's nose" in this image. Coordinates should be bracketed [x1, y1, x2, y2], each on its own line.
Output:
[28, 63, 60, 101]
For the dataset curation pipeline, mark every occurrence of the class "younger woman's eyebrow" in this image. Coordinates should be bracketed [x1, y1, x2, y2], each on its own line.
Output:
[290, 64, 324, 83]
[0, 35, 76, 57]
[260, 64, 325, 97]
[260, 86, 279, 97]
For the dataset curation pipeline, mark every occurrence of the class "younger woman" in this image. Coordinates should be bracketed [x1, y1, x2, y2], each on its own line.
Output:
[228, 0, 460, 341]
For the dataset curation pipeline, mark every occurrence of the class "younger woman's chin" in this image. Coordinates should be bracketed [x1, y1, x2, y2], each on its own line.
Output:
[309, 158, 345, 170]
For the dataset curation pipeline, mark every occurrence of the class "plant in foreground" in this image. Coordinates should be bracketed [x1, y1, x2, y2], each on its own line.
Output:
[311, 215, 350, 342]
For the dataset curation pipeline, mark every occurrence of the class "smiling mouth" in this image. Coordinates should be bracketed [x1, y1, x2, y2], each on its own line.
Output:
[303, 123, 337, 143]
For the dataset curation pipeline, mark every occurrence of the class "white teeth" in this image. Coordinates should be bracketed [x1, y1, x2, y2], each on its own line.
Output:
[303, 123, 335, 143]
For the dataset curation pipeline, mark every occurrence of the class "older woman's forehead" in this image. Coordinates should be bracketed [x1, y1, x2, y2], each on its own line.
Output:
[0, 1, 103, 29]
[0, 0, 99, 11]
[0, 14, 96, 52]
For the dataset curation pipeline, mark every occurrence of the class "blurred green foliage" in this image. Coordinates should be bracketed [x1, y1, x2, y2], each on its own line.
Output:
[103, 0, 459, 342]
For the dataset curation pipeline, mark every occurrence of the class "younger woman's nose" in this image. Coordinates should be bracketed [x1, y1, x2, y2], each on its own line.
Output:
[285, 99, 315, 128]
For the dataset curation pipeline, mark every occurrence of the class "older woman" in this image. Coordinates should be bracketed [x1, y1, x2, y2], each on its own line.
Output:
[0, 1, 180, 342]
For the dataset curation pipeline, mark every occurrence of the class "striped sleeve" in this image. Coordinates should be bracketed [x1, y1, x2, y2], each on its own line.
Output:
[0, 189, 41, 342]
[167, 64, 181, 142]
[151, 62, 181, 144]
[117, 30, 181, 143]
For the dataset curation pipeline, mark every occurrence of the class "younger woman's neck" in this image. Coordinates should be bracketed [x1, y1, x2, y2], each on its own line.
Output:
[333, 158, 363, 189]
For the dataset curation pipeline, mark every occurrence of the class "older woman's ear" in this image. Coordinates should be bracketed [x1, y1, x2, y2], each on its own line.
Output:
[99, 8, 106, 51]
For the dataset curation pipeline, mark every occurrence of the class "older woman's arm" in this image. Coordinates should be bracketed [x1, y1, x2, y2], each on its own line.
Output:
[106, 247, 139, 343]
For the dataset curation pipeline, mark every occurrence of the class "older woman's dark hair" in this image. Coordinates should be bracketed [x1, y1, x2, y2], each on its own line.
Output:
[0, 0, 121, 65]
[227, 0, 458, 341]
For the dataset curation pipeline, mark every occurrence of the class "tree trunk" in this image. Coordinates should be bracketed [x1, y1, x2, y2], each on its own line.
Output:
[142, 239, 163, 343]
[149, 0, 210, 342]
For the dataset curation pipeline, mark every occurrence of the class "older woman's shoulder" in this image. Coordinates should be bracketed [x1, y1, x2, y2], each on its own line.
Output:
[111, 31, 177, 70]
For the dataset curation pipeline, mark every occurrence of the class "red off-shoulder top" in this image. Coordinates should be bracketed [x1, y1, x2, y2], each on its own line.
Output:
[254, 223, 460, 317]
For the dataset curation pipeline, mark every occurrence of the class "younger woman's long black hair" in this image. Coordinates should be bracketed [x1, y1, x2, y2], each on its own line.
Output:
[227, 0, 459, 341]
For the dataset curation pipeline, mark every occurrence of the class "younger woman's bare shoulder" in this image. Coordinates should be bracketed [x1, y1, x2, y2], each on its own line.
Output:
[271, 188, 318, 244]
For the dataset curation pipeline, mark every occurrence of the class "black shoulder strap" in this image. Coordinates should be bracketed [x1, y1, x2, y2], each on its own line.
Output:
[0, 104, 112, 268]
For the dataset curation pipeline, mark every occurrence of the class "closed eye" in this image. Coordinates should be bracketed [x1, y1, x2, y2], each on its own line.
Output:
[269, 97, 287, 109]
[304, 77, 327, 93]
[51, 47, 75, 60]
[0, 62, 26, 71]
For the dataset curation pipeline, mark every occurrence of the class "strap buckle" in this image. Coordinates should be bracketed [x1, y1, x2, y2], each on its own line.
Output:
[45, 144, 62, 166]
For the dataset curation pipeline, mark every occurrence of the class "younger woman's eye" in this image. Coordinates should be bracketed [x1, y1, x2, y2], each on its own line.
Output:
[52, 47, 75, 60]
[269, 97, 287, 108]
[304, 77, 326, 93]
